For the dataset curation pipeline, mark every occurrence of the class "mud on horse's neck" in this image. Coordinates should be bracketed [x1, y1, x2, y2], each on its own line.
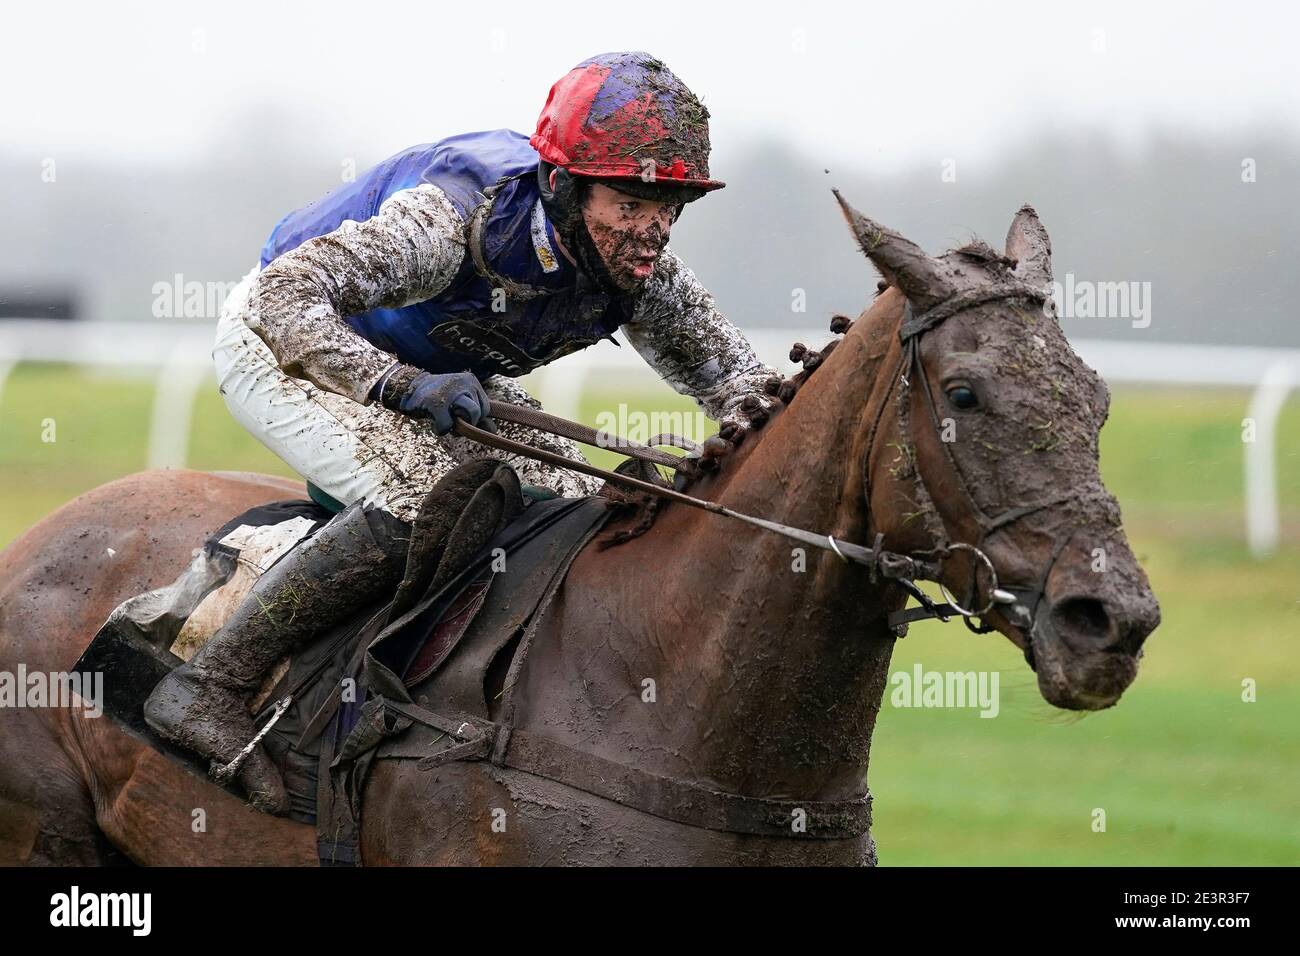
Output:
[655, 293, 908, 800]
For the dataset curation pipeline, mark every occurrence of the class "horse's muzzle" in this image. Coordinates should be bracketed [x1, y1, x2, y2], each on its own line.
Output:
[1030, 587, 1160, 710]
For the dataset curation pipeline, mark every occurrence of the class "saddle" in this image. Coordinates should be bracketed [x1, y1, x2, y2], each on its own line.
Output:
[74, 465, 616, 861]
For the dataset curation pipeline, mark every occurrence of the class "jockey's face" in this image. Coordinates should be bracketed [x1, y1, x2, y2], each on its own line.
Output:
[581, 183, 678, 290]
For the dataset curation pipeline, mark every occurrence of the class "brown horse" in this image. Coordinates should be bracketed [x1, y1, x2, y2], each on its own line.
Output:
[0, 199, 1158, 865]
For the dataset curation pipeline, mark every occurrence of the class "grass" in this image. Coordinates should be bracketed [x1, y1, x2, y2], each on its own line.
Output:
[873, 538, 1300, 864]
[871, 684, 1300, 865]
[1, 363, 1298, 864]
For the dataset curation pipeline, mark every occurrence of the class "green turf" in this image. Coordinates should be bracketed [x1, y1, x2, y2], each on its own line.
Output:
[872, 541, 1300, 864]
[1, 363, 1297, 864]
[870, 682, 1300, 865]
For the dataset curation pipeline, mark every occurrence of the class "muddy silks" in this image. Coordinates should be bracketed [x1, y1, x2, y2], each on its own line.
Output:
[259, 129, 629, 380]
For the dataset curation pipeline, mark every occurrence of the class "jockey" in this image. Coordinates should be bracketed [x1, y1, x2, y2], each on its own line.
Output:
[144, 51, 778, 812]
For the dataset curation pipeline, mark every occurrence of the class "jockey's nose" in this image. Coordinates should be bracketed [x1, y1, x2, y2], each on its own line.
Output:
[646, 215, 671, 242]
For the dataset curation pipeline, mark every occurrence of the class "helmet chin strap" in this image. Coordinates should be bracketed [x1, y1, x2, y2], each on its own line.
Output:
[572, 214, 630, 297]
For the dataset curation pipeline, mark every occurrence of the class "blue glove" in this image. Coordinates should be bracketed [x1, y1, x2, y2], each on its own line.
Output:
[375, 366, 495, 435]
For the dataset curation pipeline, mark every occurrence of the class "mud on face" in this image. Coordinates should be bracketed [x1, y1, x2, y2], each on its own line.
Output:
[919, 290, 1160, 710]
[581, 183, 677, 291]
[830, 191, 1161, 711]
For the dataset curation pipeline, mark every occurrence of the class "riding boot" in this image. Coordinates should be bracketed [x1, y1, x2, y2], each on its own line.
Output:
[143, 500, 409, 814]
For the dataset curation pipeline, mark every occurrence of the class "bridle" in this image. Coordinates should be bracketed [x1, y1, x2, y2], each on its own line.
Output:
[864, 287, 1080, 666]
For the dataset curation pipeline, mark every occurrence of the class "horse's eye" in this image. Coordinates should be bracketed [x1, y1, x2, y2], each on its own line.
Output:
[946, 385, 979, 410]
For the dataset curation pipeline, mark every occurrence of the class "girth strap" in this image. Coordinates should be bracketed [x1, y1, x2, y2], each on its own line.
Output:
[384, 699, 873, 840]
[369, 497, 874, 843]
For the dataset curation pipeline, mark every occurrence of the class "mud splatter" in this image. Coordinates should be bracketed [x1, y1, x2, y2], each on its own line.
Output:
[625, 248, 778, 425]
[563, 53, 715, 182]
[247, 184, 467, 404]
[584, 208, 672, 292]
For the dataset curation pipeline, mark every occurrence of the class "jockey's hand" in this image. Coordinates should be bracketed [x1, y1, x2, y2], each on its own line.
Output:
[377, 366, 495, 435]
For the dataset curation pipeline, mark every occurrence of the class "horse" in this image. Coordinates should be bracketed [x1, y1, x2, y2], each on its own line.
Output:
[0, 196, 1158, 865]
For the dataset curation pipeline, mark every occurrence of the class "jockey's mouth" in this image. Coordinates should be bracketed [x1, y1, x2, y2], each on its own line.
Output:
[620, 232, 672, 273]
[595, 232, 667, 288]
[629, 251, 661, 280]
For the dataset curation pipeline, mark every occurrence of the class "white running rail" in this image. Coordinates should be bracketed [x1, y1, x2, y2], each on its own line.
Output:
[1, 321, 1297, 556]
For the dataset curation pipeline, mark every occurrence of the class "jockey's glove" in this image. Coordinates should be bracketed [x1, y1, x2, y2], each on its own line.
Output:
[374, 364, 496, 435]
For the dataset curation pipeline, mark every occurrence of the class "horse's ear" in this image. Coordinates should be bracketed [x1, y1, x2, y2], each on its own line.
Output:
[1006, 204, 1053, 292]
[832, 189, 953, 310]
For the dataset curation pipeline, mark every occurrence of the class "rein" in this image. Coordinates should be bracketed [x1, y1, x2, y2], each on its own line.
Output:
[456, 414, 962, 624]
[453, 281, 1090, 645]
[457, 336, 1027, 638]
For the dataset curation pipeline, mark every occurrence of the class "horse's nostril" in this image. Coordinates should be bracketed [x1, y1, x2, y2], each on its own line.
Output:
[1053, 597, 1113, 643]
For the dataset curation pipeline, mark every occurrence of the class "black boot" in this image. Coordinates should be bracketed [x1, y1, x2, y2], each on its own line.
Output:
[143, 501, 408, 813]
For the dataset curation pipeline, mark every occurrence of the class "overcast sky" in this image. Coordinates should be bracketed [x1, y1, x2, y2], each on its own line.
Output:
[5, 0, 1298, 172]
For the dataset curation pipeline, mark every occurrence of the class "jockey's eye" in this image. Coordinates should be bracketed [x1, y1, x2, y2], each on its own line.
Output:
[946, 385, 979, 410]
[618, 201, 641, 216]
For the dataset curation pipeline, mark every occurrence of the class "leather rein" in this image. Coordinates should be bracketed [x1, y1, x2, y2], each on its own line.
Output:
[455, 286, 1066, 644]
